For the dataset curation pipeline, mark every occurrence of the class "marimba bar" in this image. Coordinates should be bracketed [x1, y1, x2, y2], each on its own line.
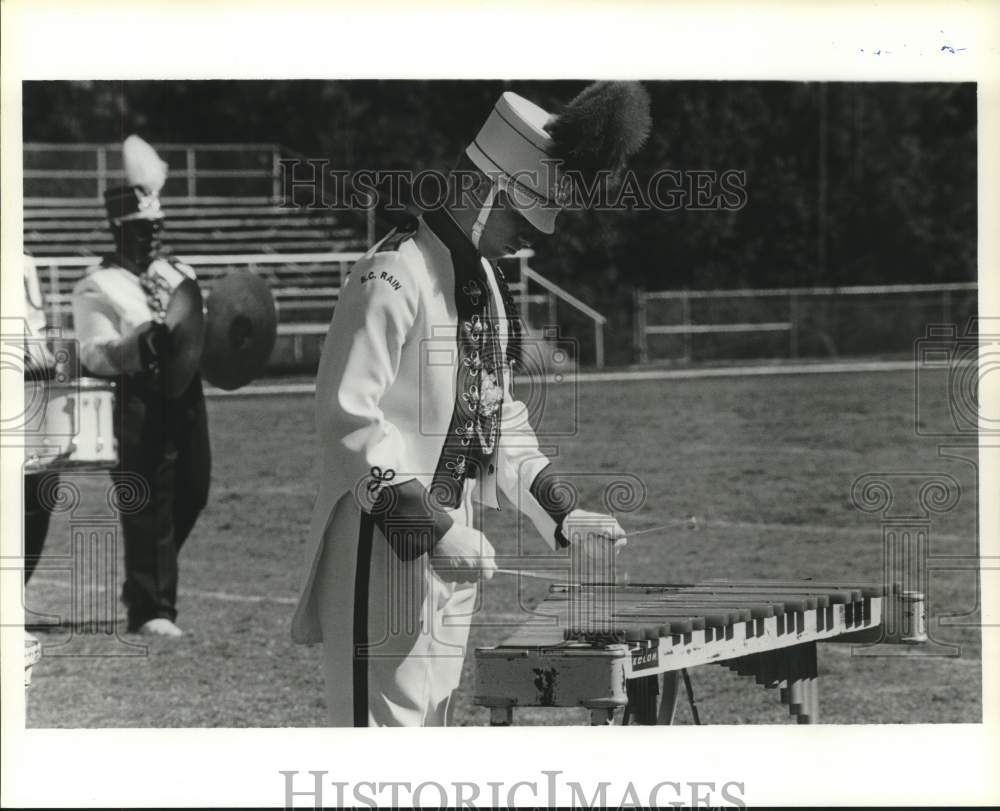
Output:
[475, 579, 921, 725]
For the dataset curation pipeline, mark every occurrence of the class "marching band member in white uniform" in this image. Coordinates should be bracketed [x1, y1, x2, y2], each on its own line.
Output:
[292, 83, 651, 726]
[72, 136, 211, 638]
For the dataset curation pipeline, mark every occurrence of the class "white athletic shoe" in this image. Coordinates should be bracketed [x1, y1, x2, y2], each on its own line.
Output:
[137, 618, 184, 637]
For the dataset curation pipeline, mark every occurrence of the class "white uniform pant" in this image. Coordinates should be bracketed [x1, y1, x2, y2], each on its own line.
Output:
[315, 492, 478, 726]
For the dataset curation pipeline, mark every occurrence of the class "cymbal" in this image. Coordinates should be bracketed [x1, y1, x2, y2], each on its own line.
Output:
[201, 272, 277, 391]
[163, 278, 205, 398]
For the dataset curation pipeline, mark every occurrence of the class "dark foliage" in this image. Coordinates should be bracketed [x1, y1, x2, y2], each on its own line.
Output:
[23, 80, 976, 363]
[545, 81, 652, 185]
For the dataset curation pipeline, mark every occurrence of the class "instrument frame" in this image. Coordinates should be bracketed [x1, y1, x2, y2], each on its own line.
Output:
[475, 580, 916, 725]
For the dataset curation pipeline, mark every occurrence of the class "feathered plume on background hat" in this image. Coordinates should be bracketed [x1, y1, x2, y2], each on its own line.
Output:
[544, 81, 652, 188]
[122, 135, 168, 196]
[105, 135, 168, 223]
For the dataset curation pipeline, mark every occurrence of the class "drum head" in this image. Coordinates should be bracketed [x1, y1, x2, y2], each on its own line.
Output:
[163, 278, 206, 398]
[201, 272, 277, 391]
[23, 377, 118, 472]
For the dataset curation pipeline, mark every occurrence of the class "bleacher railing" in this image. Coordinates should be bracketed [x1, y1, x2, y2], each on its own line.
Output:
[24, 143, 285, 202]
[33, 248, 611, 365]
[635, 283, 978, 364]
[521, 265, 607, 368]
[32, 252, 360, 332]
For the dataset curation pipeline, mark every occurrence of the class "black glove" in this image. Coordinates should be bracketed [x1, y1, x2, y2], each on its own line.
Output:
[530, 463, 577, 548]
[138, 321, 172, 373]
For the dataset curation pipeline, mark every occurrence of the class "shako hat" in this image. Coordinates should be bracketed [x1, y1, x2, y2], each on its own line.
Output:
[464, 82, 651, 239]
[104, 135, 168, 224]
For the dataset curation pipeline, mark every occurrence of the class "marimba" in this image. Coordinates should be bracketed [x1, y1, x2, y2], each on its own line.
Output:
[475, 579, 920, 725]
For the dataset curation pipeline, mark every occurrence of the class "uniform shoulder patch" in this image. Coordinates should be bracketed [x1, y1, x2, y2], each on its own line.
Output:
[352, 252, 408, 294]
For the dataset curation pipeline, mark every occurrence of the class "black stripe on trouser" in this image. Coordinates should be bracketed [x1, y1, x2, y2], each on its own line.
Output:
[353, 511, 375, 728]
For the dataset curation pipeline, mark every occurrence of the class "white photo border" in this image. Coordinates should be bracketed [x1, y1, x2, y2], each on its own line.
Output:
[2, 0, 998, 807]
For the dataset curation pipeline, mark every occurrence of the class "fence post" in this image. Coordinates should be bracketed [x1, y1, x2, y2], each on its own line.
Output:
[634, 287, 648, 365]
[96, 147, 107, 199]
[595, 321, 605, 369]
[271, 146, 282, 202]
[186, 148, 197, 198]
[50, 264, 60, 317]
[681, 290, 692, 364]
[789, 291, 799, 359]
[546, 292, 557, 328]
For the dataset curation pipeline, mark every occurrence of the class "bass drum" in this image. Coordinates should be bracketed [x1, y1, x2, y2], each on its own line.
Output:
[24, 377, 117, 473]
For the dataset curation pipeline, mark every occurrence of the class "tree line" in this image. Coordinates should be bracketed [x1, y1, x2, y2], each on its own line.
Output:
[24, 80, 976, 360]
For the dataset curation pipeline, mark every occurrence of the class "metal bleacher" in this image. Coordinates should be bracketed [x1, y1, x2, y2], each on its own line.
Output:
[26, 194, 369, 369]
[24, 142, 368, 367]
[24, 142, 604, 370]
[26, 199, 549, 370]
[24, 197, 360, 257]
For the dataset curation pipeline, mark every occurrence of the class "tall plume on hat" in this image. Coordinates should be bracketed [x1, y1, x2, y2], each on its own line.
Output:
[122, 134, 168, 195]
[544, 81, 652, 187]
[106, 135, 168, 223]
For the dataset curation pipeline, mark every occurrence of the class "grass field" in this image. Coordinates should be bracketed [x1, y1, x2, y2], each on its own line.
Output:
[24, 367, 981, 727]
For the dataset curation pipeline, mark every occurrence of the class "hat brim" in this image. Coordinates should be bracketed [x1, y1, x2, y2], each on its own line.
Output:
[115, 209, 165, 223]
[466, 139, 559, 235]
[505, 182, 558, 235]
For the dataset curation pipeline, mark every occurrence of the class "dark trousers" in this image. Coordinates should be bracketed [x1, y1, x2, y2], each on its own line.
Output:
[24, 471, 57, 583]
[114, 374, 211, 630]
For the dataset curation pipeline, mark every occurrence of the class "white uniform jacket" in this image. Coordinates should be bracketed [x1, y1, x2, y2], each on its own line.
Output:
[72, 256, 196, 376]
[291, 213, 560, 645]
